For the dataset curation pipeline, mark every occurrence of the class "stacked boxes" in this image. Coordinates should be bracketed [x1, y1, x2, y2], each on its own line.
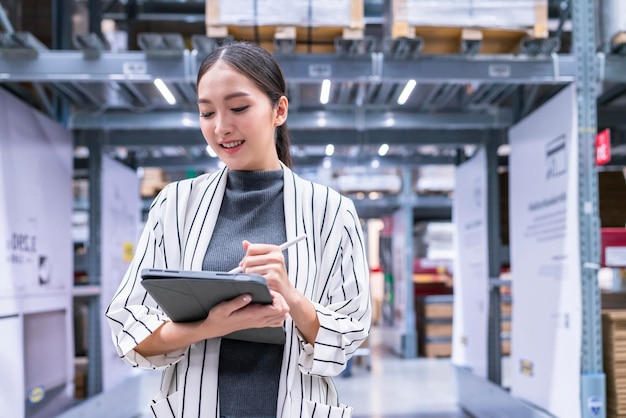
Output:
[602, 309, 626, 417]
[391, 0, 548, 54]
[417, 294, 512, 358]
[140, 167, 170, 198]
[205, 0, 364, 53]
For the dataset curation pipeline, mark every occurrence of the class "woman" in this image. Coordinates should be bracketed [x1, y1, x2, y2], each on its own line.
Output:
[106, 41, 371, 418]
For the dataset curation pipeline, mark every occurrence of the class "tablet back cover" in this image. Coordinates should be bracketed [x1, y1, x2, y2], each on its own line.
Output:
[141, 269, 285, 345]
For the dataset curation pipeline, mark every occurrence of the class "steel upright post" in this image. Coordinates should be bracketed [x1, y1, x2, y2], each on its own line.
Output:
[572, 0, 606, 416]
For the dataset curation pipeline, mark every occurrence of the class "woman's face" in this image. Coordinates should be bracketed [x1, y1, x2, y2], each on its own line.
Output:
[197, 60, 288, 171]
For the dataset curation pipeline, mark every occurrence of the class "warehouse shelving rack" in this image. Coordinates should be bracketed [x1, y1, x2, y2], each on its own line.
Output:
[0, 0, 622, 416]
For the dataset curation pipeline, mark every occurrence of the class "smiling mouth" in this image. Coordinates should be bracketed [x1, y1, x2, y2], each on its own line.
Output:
[221, 140, 244, 149]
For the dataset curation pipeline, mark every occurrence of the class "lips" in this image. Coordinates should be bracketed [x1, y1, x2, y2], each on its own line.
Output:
[221, 140, 244, 149]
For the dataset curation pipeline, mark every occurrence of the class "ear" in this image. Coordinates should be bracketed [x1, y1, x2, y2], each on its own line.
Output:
[274, 96, 288, 127]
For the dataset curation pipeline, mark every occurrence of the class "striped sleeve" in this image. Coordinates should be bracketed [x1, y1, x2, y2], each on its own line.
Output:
[298, 195, 371, 377]
[104, 184, 186, 370]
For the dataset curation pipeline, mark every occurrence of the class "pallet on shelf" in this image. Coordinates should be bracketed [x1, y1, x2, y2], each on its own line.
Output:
[602, 309, 626, 417]
[205, 0, 364, 53]
[141, 167, 170, 198]
[390, 0, 548, 55]
[424, 340, 452, 358]
[416, 294, 453, 358]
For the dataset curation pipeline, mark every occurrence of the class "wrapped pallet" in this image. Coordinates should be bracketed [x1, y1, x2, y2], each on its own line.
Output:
[602, 309, 626, 417]
[205, 0, 364, 52]
[391, 0, 548, 54]
[598, 0, 626, 53]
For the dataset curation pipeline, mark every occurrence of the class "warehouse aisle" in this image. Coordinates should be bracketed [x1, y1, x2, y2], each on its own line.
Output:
[131, 324, 470, 418]
[59, 325, 471, 418]
[334, 325, 470, 418]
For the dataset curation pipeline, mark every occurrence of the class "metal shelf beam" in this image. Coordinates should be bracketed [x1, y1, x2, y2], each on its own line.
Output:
[70, 109, 513, 131]
[0, 50, 580, 83]
[74, 126, 506, 147]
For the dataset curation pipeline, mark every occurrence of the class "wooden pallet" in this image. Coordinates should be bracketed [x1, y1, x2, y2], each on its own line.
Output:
[424, 341, 452, 358]
[206, 25, 363, 53]
[602, 310, 626, 417]
[141, 167, 170, 198]
[389, 0, 548, 55]
[205, 0, 364, 53]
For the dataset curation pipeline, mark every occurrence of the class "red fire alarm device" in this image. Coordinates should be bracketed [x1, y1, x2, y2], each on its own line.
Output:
[596, 128, 611, 165]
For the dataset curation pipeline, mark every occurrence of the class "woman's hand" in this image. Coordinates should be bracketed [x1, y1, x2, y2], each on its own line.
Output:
[238, 240, 299, 305]
[135, 291, 289, 358]
[238, 240, 320, 345]
[203, 290, 290, 336]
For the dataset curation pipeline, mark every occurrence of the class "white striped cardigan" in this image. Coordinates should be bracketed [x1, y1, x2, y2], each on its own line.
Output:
[106, 165, 371, 418]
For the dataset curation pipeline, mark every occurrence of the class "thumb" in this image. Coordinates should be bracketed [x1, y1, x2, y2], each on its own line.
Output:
[228, 294, 252, 312]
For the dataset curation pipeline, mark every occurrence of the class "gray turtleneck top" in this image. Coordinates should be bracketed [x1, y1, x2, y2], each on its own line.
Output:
[202, 169, 286, 418]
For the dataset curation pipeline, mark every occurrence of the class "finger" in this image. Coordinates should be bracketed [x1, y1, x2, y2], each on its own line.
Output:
[244, 243, 281, 256]
[224, 294, 252, 313]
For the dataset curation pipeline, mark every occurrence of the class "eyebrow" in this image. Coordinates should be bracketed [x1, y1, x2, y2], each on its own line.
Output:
[197, 91, 251, 104]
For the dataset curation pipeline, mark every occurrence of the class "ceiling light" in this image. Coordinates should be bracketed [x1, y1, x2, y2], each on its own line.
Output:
[320, 79, 331, 104]
[206, 145, 217, 157]
[397, 79, 416, 105]
[154, 78, 176, 105]
[378, 143, 389, 156]
[497, 144, 511, 156]
[323, 158, 332, 169]
[182, 116, 196, 127]
[325, 144, 335, 156]
[371, 159, 380, 169]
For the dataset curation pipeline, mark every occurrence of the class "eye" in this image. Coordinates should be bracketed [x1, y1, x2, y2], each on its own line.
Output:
[199, 111, 214, 118]
[232, 105, 249, 113]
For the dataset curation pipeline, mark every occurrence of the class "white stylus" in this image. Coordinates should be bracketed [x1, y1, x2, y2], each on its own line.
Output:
[228, 234, 307, 274]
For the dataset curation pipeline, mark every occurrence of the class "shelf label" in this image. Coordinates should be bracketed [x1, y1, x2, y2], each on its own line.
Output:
[488, 64, 511, 78]
[308, 64, 332, 78]
[123, 62, 148, 75]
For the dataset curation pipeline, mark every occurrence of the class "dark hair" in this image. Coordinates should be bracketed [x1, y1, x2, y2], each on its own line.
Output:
[197, 42, 292, 168]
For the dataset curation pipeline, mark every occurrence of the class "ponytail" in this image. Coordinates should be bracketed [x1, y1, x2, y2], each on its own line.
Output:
[276, 124, 292, 168]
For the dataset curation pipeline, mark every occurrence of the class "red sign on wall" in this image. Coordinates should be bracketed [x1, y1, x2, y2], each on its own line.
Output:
[596, 128, 611, 165]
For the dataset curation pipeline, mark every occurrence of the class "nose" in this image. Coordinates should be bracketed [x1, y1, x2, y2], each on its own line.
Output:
[214, 114, 232, 137]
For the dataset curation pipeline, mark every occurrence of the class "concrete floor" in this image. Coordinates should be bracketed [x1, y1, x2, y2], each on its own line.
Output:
[334, 326, 470, 418]
[58, 325, 474, 418]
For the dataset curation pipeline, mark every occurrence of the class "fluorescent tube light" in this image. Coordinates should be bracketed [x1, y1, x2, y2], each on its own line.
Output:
[320, 79, 331, 104]
[397, 79, 416, 105]
[154, 78, 176, 105]
[378, 143, 389, 156]
[325, 144, 335, 156]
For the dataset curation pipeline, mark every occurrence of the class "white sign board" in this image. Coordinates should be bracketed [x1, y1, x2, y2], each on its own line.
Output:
[0, 88, 73, 417]
[0, 89, 72, 297]
[100, 155, 142, 391]
[509, 84, 581, 418]
[452, 148, 489, 378]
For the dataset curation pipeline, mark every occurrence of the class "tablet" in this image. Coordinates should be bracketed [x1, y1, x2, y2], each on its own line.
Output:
[141, 268, 286, 345]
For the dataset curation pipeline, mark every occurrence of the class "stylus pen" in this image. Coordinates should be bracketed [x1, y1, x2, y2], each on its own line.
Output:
[228, 234, 308, 274]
